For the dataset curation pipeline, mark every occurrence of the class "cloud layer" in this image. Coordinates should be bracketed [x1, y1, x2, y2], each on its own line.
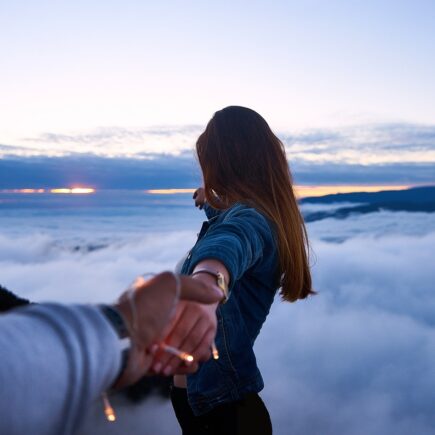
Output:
[1, 155, 434, 189]
[257, 230, 435, 435]
[1, 208, 435, 434]
[3, 121, 434, 163]
[283, 122, 435, 164]
[2, 121, 434, 188]
[0, 154, 202, 189]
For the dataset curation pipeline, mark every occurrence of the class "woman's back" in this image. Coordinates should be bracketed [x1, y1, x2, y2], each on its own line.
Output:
[180, 203, 280, 415]
[166, 106, 312, 434]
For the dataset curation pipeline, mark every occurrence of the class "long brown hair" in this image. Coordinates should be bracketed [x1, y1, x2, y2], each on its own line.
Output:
[196, 106, 313, 301]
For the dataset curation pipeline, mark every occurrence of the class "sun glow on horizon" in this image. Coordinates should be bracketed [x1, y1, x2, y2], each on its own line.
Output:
[294, 185, 411, 198]
[0, 185, 416, 198]
[50, 188, 96, 194]
[0, 187, 96, 194]
[146, 185, 412, 198]
[146, 188, 196, 195]
[1, 189, 46, 194]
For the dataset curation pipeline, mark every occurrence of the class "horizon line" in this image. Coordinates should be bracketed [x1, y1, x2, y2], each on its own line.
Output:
[0, 184, 423, 198]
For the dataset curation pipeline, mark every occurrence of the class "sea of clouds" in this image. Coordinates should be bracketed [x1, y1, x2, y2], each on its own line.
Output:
[1, 209, 435, 435]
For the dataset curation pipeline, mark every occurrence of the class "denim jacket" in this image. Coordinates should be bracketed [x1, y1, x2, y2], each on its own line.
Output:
[181, 202, 280, 415]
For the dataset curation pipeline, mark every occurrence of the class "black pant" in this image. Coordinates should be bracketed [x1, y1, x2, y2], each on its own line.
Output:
[170, 386, 272, 435]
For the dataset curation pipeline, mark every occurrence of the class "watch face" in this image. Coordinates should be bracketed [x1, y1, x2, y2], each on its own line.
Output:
[216, 273, 229, 302]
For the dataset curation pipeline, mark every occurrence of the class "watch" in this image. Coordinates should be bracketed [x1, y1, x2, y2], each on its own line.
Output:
[191, 268, 229, 303]
[99, 304, 131, 377]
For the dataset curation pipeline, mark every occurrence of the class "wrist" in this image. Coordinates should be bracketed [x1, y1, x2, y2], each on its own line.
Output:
[191, 268, 229, 303]
[100, 304, 130, 338]
[99, 304, 132, 386]
[113, 300, 134, 337]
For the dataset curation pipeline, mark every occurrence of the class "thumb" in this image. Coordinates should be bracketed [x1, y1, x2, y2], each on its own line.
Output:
[179, 276, 223, 304]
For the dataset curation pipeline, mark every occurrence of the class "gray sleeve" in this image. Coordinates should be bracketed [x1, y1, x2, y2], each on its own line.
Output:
[0, 303, 122, 435]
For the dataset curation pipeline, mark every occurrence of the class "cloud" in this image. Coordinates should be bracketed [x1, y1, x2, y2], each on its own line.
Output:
[1, 209, 435, 434]
[1, 121, 434, 188]
[29, 125, 202, 143]
[257, 230, 435, 435]
[282, 122, 435, 165]
[283, 123, 435, 151]
[0, 154, 202, 189]
[290, 161, 435, 185]
[1, 155, 434, 190]
[305, 210, 435, 241]
[15, 125, 204, 158]
[2, 121, 435, 165]
[0, 230, 198, 304]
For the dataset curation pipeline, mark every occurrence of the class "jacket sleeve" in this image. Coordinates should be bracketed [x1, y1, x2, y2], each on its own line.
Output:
[0, 303, 122, 435]
[188, 207, 273, 291]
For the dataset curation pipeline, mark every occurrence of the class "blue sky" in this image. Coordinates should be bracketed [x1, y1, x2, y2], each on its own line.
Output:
[1, 0, 434, 186]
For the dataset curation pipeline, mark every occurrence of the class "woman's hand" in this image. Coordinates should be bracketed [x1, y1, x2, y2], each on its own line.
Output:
[193, 187, 206, 209]
[150, 299, 219, 377]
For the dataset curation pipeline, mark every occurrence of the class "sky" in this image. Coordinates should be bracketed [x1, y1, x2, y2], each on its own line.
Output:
[1, 0, 434, 187]
[1, 4, 435, 432]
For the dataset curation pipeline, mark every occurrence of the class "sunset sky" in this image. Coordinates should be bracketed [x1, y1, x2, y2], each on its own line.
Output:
[1, 4, 435, 432]
[1, 0, 434, 189]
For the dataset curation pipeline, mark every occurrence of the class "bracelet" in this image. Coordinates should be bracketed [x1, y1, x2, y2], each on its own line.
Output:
[191, 268, 229, 303]
[99, 304, 131, 421]
[99, 304, 130, 339]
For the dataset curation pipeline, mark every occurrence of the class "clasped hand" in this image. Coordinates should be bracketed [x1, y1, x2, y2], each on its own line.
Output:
[150, 299, 219, 377]
[114, 272, 220, 388]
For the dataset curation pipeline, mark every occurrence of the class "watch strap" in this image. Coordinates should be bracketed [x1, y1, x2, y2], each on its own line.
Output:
[191, 268, 229, 303]
[99, 304, 130, 339]
[99, 304, 131, 386]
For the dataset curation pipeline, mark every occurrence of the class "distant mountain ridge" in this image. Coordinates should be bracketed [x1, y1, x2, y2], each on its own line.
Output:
[300, 186, 435, 223]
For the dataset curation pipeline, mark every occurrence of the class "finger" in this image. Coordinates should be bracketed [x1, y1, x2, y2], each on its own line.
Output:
[153, 310, 198, 372]
[159, 315, 199, 371]
[154, 344, 193, 376]
[155, 301, 186, 343]
[195, 197, 204, 208]
[161, 318, 208, 376]
[193, 190, 198, 199]
[191, 327, 216, 362]
[146, 347, 165, 375]
[113, 346, 153, 388]
[178, 317, 209, 356]
[179, 276, 223, 304]
[147, 304, 186, 371]
[172, 362, 199, 375]
[158, 347, 184, 376]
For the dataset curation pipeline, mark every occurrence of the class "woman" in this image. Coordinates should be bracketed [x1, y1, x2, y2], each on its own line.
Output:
[152, 106, 313, 434]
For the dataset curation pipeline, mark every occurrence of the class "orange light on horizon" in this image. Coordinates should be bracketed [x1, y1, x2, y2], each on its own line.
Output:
[0, 185, 415, 197]
[145, 185, 412, 197]
[146, 188, 196, 195]
[294, 184, 411, 198]
[0, 188, 46, 194]
[50, 188, 96, 194]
